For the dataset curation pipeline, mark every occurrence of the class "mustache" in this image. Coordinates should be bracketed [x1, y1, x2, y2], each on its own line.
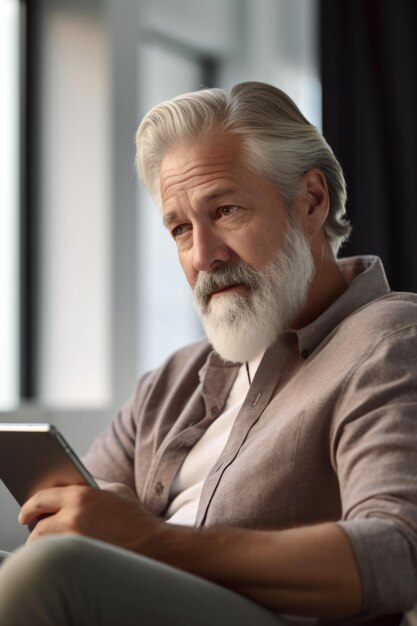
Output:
[193, 263, 261, 305]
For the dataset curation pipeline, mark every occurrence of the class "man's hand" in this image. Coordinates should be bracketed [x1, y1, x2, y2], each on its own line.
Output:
[19, 487, 362, 618]
[18, 485, 163, 551]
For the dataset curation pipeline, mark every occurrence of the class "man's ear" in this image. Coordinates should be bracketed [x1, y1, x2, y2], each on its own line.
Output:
[298, 168, 330, 236]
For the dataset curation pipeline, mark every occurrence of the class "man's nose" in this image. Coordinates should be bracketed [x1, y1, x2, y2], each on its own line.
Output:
[192, 225, 231, 272]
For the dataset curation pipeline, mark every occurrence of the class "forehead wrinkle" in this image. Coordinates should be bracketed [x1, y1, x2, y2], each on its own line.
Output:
[161, 175, 237, 211]
[160, 155, 239, 201]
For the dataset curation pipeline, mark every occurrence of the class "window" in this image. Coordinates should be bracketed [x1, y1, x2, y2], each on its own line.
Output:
[0, 0, 22, 409]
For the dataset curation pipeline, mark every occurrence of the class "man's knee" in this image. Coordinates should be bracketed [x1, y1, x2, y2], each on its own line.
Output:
[0, 536, 96, 625]
[0, 535, 93, 592]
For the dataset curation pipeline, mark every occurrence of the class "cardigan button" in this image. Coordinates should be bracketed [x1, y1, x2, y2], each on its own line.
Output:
[301, 349, 309, 360]
[155, 482, 164, 495]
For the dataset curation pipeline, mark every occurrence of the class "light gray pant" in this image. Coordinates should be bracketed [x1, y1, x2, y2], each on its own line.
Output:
[0, 536, 289, 626]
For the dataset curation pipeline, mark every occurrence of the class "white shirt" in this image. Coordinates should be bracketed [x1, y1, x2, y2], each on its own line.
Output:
[166, 355, 263, 525]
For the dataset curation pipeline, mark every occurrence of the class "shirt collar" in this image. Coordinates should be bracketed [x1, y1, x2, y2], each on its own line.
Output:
[199, 255, 390, 372]
[294, 255, 390, 358]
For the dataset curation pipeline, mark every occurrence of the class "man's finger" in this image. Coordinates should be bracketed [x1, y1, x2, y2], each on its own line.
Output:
[25, 513, 67, 543]
[18, 485, 83, 525]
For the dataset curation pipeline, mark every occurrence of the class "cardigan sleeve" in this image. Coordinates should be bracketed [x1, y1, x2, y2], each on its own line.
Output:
[83, 371, 154, 492]
[333, 325, 417, 617]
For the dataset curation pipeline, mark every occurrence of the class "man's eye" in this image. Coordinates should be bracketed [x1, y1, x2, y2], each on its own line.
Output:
[172, 224, 187, 238]
[219, 205, 238, 217]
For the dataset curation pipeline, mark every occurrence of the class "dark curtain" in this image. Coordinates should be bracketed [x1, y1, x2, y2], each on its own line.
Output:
[320, 0, 417, 292]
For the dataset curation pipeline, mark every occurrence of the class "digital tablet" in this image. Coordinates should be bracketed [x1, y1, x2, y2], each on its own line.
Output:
[0, 423, 98, 506]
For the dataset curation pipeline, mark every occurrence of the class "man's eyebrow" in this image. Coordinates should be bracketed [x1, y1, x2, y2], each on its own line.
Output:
[162, 187, 240, 229]
[162, 211, 180, 229]
[202, 186, 239, 202]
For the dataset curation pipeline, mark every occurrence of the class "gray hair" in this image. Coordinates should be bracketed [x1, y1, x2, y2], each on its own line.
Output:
[136, 81, 351, 256]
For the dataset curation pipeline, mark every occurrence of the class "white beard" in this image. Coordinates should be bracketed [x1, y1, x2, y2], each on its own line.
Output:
[193, 218, 315, 363]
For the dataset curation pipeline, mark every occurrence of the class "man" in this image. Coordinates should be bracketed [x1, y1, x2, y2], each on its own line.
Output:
[0, 81, 416, 626]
